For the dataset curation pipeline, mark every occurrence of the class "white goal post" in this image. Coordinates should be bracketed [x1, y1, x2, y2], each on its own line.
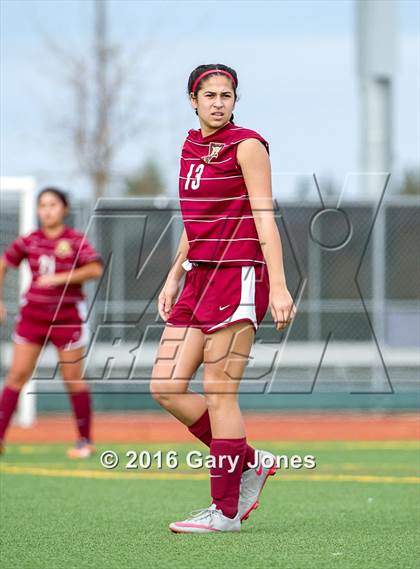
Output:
[0, 176, 37, 426]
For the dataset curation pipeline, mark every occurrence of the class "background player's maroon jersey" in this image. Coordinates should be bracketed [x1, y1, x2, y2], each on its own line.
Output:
[179, 121, 270, 266]
[2, 226, 102, 304]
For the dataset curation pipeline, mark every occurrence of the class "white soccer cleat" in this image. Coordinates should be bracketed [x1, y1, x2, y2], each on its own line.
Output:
[66, 439, 95, 459]
[238, 449, 277, 522]
[169, 503, 241, 534]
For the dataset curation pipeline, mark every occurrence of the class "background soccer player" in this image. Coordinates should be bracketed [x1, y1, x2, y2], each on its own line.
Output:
[0, 187, 103, 458]
[151, 64, 297, 533]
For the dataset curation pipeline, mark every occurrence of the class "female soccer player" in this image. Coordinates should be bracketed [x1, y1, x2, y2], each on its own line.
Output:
[151, 64, 296, 533]
[0, 187, 103, 458]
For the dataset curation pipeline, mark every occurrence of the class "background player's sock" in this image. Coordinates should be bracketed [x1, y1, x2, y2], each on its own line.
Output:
[209, 437, 247, 518]
[69, 389, 92, 442]
[0, 385, 21, 442]
[188, 409, 255, 471]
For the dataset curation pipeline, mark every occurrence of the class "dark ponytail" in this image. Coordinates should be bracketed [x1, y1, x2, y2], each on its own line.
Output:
[187, 64, 238, 123]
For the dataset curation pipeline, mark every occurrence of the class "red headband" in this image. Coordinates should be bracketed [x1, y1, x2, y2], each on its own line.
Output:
[191, 69, 237, 94]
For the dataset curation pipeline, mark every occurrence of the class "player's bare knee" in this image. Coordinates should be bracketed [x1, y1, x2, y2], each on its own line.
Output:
[150, 381, 172, 406]
[5, 369, 30, 390]
[150, 383, 166, 405]
[150, 379, 187, 406]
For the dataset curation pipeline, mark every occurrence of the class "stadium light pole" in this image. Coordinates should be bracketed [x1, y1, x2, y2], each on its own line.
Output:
[356, 0, 397, 195]
[356, 0, 398, 388]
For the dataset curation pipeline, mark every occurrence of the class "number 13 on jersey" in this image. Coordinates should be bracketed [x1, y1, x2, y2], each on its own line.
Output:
[184, 164, 204, 190]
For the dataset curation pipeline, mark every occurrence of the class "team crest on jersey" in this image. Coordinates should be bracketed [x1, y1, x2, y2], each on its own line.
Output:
[202, 142, 225, 164]
[55, 239, 72, 257]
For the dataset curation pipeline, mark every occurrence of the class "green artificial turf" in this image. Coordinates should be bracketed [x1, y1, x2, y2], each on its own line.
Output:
[1, 441, 419, 569]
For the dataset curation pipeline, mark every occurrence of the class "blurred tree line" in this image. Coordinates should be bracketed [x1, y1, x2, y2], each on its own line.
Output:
[401, 169, 420, 195]
[124, 159, 164, 196]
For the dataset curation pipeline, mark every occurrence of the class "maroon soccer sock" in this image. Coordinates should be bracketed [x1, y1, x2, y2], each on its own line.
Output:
[244, 444, 256, 471]
[187, 409, 212, 446]
[210, 437, 247, 518]
[188, 409, 255, 471]
[0, 385, 21, 442]
[69, 389, 92, 442]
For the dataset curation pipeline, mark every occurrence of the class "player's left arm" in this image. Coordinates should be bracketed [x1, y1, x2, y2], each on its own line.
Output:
[237, 138, 296, 329]
[37, 260, 103, 287]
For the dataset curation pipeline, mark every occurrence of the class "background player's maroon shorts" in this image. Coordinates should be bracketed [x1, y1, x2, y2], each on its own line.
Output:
[166, 261, 270, 334]
[13, 300, 88, 350]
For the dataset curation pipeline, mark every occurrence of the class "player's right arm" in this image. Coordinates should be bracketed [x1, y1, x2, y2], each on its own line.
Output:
[0, 236, 28, 324]
[158, 227, 189, 321]
[0, 257, 10, 323]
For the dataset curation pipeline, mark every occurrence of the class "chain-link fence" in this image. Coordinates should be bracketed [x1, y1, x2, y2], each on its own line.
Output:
[1, 193, 419, 409]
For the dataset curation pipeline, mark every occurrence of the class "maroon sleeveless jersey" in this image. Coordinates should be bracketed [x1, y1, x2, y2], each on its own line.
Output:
[2, 226, 102, 304]
[179, 121, 270, 267]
